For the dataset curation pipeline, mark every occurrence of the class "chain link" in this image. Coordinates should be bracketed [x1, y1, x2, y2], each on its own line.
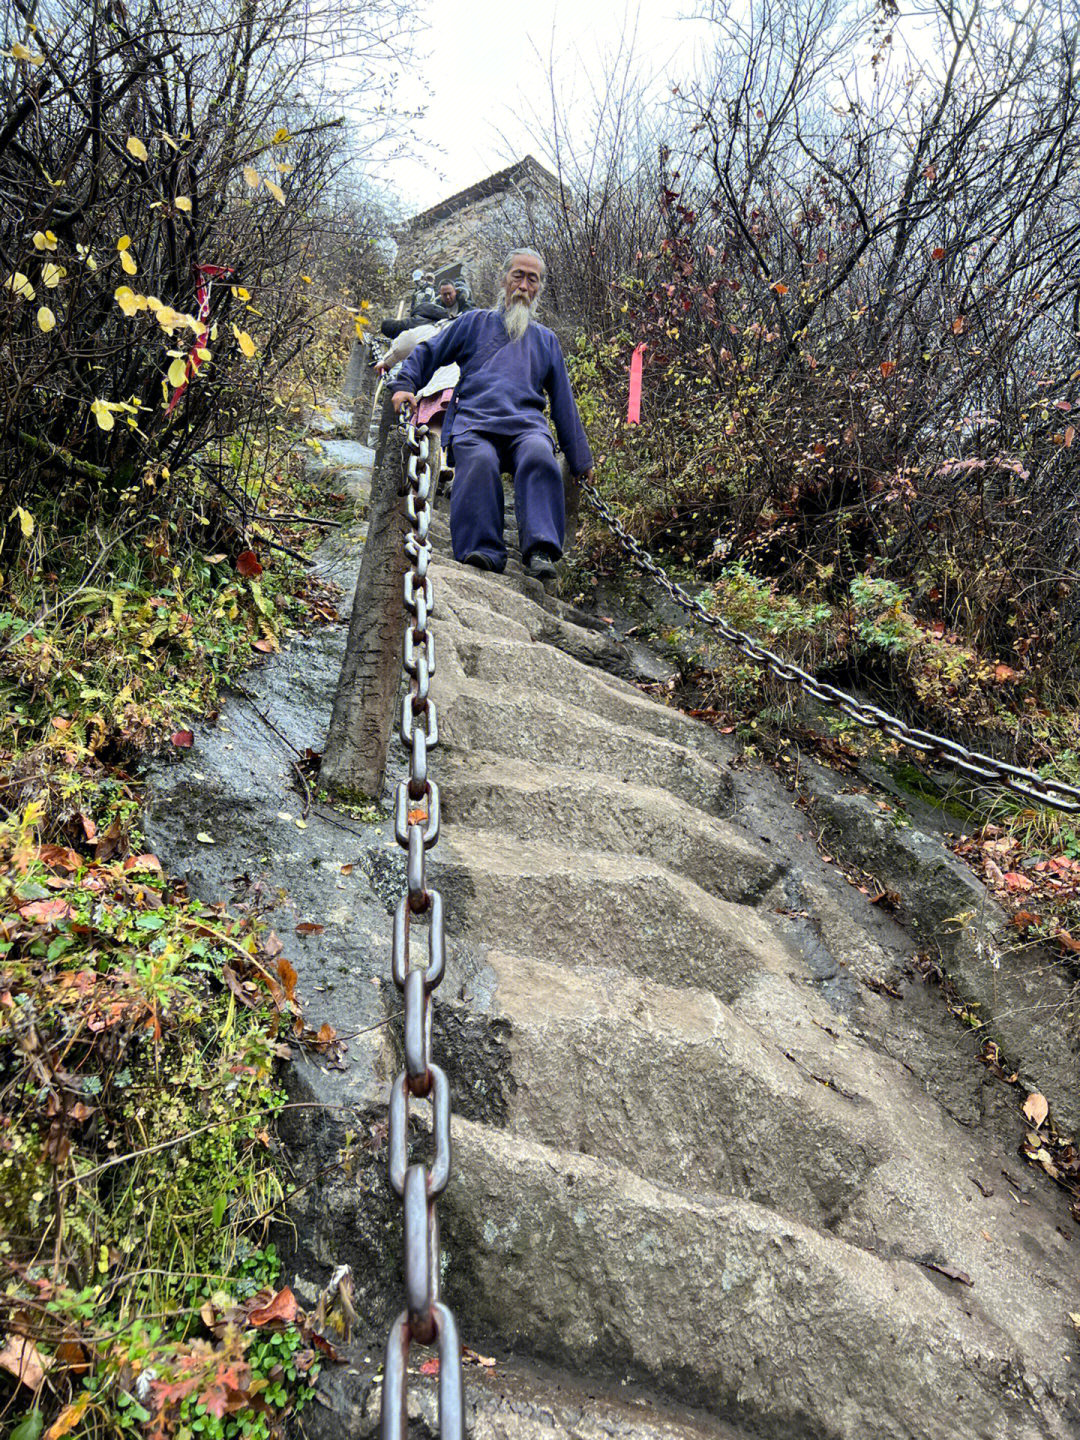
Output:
[381, 413, 464, 1440]
[580, 477, 1080, 814]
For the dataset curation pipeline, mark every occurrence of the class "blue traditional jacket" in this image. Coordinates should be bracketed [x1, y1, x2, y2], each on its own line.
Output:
[395, 309, 594, 475]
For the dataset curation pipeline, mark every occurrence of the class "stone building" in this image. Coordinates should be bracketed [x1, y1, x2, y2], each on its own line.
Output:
[397, 155, 560, 307]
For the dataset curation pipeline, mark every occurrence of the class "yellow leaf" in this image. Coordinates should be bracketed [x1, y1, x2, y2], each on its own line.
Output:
[154, 306, 181, 333]
[11, 41, 44, 64]
[355, 317, 369, 338]
[272, 127, 291, 144]
[243, 166, 261, 189]
[120, 250, 137, 275]
[6, 271, 34, 300]
[174, 195, 192, 213]
[233, 326, 256, 358]
[114, 286, 139, 316]
[161, 132, 180, 151]
[41, 262, 64, 288]
[116, 235, 132, 252]
[36, 305, 55, 332]
[45, 1392, 92, 1439]
[126, 136, 149, 162]
[167, 356, 188, 387]
[264, 180, 285, 205]
[230, 285, 251, 301]
[196, 347, 211, 362]
[90, 399, 115, 431]
[76, 244, 97, 271]
[275, 162, 294, 174]
[300, 274, 313, 283]
[32, 231, 47, 250]
[13, 506, 34, 538]
[360, 299, 370, 310]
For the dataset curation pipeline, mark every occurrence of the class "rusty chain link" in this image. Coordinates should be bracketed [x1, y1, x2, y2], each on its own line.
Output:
[580, 477, 1080, 814]
[381, 411, 465, 1439]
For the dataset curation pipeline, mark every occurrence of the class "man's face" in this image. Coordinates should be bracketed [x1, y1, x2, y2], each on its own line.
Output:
[504, 256, 543, 308]
[439, 283, 455, 305]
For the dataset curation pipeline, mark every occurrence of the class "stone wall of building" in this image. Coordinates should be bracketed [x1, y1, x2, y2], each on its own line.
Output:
[396, 158, 560, 308]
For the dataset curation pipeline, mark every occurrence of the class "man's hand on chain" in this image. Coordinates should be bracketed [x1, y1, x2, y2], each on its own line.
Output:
[392, 390, 418, 415]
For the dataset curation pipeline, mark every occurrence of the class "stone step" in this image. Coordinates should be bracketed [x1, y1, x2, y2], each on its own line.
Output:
[439, 756, 779, 902]
[445, 948, 881, 1227]
[353, 1355, 749, 1440]
[439, 687, 733, 816]
[440, 1120, 1065, 1440]
[443, 631, 728, 760]
[435, 832, 791, 1001]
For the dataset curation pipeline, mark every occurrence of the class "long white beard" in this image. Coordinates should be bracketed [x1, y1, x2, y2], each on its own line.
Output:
[499, 294, 537, 341]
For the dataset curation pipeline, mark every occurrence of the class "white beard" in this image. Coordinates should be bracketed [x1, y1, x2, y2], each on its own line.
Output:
[499, 294, 537, 341]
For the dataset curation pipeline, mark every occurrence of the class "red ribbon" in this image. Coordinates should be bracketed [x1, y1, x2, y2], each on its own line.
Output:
[626, 343, 646, 425]
[166, 263, 235, 415]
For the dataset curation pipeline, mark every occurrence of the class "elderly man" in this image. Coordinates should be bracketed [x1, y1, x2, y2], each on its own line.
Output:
[392, 249, 593, 581]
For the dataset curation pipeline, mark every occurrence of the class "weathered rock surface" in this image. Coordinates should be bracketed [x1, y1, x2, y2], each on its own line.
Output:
[144, 405, 1080, 1440]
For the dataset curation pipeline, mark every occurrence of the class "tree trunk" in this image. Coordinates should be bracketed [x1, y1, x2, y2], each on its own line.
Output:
[321, 393, 407, 799]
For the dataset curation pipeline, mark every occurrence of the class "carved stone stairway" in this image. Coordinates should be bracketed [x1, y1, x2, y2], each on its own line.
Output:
[145, 409, 1080, 1440]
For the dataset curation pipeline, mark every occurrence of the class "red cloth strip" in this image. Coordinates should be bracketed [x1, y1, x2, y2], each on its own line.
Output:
[627, 343, 646, 425]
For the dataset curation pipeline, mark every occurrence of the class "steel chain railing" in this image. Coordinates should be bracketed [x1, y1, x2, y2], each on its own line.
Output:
[579, 477, 1080, 814]
[380, 412, 465, 1439]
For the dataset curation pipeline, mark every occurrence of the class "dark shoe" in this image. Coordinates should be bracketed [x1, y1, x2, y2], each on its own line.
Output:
[525, 546, 560, 582]
[463, 552, 495, 571]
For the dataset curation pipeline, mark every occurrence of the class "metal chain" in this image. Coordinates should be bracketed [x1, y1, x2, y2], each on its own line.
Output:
[579, 477, 1080, 814]
[381, 413, 465, 1439]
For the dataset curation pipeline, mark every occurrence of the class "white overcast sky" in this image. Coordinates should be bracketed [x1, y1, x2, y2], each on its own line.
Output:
[386, 0, 712, 214]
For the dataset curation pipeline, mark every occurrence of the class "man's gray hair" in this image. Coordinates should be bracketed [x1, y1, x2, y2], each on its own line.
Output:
[502, 248, 546, 282]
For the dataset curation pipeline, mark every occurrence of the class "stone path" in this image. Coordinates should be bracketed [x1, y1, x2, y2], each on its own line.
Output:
[146, 403, 1080, 1440]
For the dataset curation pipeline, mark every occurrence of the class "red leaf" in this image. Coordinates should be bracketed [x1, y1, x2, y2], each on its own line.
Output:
[1065, 426, 1075, 448]
[1003, 871, 1033, 891]
[236, 550, 263, 577]
[1012, 911, 1041, 930]
[252, 638, 275, 653]
[951, 316, 965, 334]
[248, 1286, 298, 1326]
[295, 921, 324, 936]
[879, 360, 896, 378]
[316, 1022, 337, 1047]
[771, 282, 788, 295]
[171, 729, 194, 747]
[931, 246, 946, 260]
[125, 853, 162, 873]
[39, 844, 83, 873]
[1054, 398, 1073, 411]
[276, 957, 298, 1002]
[992, 663, 1019, 682]
[19, 898, 74, 924]
[419, 1358, 440, 1376]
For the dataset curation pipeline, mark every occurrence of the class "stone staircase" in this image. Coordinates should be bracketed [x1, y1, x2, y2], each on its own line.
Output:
[146, 415, 1080, 1440]
[385, 493, 1080, 1438]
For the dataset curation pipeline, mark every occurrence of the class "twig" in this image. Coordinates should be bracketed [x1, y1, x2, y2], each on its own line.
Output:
[17, 429, 109, 482]
[232, 680, 304, 757]
[266, 513, 343, 528]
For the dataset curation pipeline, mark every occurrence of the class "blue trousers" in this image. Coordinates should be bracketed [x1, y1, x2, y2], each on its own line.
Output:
[448, 429, 564, 572]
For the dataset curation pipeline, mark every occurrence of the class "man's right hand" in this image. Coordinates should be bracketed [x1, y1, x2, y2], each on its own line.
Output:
[392, 390, 418, 415]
